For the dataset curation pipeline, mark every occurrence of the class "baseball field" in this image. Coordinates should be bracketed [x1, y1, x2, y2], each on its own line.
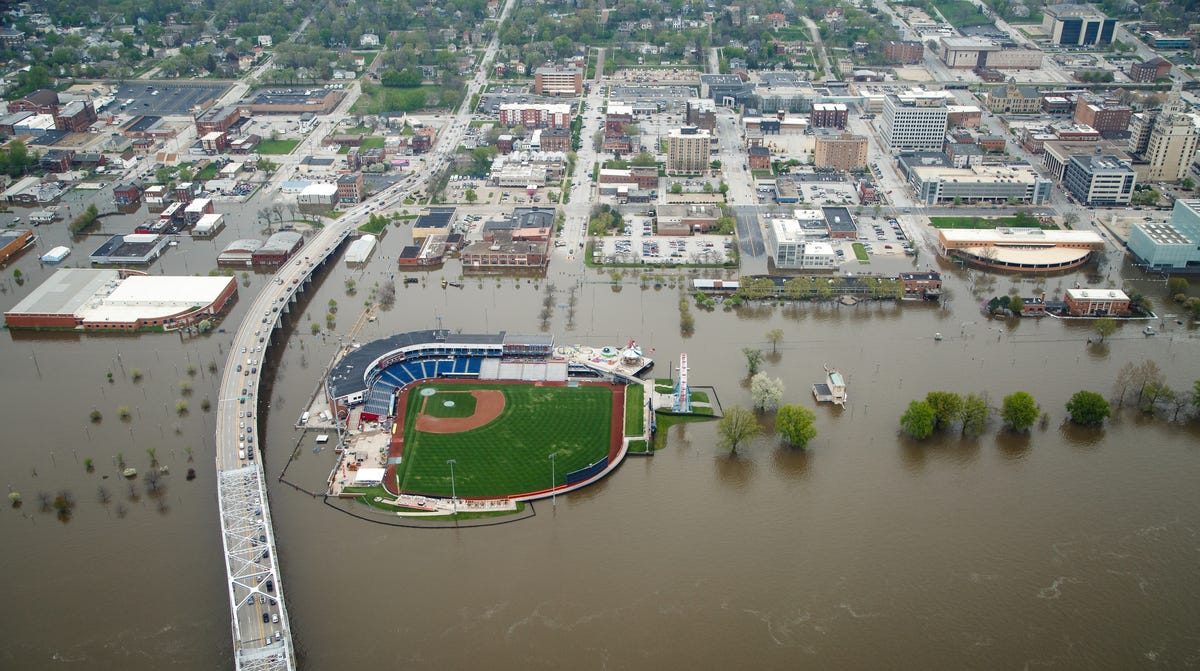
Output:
[390, 381, 620, 498]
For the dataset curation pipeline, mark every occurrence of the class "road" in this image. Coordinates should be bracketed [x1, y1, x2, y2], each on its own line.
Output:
[800, 17, 833, 81]
[212, 0, 519, 668]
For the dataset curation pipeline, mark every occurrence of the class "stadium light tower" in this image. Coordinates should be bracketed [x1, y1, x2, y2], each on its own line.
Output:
[549, 452, 557, 508]
[447, 459, 457, 515]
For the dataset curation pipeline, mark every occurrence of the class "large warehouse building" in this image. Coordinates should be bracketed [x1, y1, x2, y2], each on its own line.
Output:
[5, 268, 237, 331]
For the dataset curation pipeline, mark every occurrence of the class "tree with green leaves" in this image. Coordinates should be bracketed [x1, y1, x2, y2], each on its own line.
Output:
[630, 151, 656, 167]
[925, 391, 963, 430]
[742, 347, 763, 375]
[464, 188, 477, 203]
[717, 406, 762, 454]
[900, 400, 936, 439]
[776, 405, 817, 448]
[1066, 390, 1110, 427]
[1009, 295, 1025, 314]
[960, 393, 989, 436]
[1091, 317, 1117, 342]
[1000, 391, 1038, 432]
[765, 328, 784, 353]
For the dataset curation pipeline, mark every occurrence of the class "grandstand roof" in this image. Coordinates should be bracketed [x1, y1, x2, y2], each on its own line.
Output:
[327, 330, 506, 399]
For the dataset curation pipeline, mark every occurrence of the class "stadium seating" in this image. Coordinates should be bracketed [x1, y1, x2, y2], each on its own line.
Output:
[362, 385, 396, 418]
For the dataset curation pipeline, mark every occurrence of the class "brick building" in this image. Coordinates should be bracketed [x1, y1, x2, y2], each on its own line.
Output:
[1073, 95, 1132, 134]
[810, 103, 848, 129]
[7, 89, 58, 115]
[748, 145, 771, 170]
[685, 98, 716, 131]
[884, 40, 924, 64]
[337, 173, 365, 203]
[194, 105, 242, 135]
[53, 100, 97, 132]
[498, 103, 573, 129]
[1065, 288, 1130, 316]
[533, 65, 583, 96]
[813, 132, 867, 171]
[1129, 57, 1171, 83]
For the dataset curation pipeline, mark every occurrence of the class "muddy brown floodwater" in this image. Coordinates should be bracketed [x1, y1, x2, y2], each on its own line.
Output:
[1, 210, 1198, 669]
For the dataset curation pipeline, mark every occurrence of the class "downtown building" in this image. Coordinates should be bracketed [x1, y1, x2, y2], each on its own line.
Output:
[1129, 198, 1200, 270]
[1126, 93, 1200, 183]
[666, 127, 712, 175]
[498, 103, 573, 130]
[1062, 153, 1136, 206]
[881, 92, 949, 153]
[533, 66, 583, 96]
[1042, 3, 1116, 46]
[813, 131, 868, 171]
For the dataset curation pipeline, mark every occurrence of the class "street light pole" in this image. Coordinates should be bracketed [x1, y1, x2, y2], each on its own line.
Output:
[446, 459, 457, 515]
[549, 452, 557, 508]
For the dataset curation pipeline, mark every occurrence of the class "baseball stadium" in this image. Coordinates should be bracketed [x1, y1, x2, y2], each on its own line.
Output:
[324, 330, 654, 510]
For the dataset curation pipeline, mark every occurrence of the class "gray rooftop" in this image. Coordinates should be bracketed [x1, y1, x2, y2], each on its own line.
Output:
[326, 330, 552, 398]
[259, 231, 303, 254]
[6, 268, 120, 317]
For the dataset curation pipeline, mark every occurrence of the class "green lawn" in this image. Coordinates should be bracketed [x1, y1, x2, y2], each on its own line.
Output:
[395, 382, 613, 497]
[851, 242, 870, 262]
[625, 383, 644, 436]
[929, 215, 1056, 230]
[256, 139, 300, 155]
[361, 137, 385, 149]
[931, 0, 994, 27]
[421, 391, 477, 418]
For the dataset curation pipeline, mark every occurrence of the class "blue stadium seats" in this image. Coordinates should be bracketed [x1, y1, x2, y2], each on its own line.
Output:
[466, 358, 482, 374]
[362, 385, 395, 418]
[436, 360, 454, 376]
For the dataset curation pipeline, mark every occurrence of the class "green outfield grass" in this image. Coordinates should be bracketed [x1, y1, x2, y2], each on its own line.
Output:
[624, 383, 644, 436]
[421, 391, 477, 418]
[395, 382, 614, 497]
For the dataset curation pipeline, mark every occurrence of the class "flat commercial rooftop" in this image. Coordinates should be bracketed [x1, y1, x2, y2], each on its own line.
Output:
[7, 268, 121, 316]
[939, 227, 1105, 246]
[75, 275, 235, 323]
[113, 82, 230, 116]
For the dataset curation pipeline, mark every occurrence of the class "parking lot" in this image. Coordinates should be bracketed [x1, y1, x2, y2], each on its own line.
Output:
[594, 218, 732, 265]
[852, 216, 915, 258]
[113, 82, 230, 116]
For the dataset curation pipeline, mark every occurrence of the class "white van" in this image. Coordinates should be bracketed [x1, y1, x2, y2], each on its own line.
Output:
[238, 449, 246, 460]
[300, 411, 310, 424]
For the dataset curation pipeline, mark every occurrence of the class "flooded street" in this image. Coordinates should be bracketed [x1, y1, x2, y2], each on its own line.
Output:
[2, 211, 1199, 669]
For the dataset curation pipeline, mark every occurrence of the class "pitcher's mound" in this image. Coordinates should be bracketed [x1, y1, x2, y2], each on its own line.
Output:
[416, 390, 506, 433]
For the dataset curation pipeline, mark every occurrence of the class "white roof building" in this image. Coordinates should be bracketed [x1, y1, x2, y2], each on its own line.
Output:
[345, 235, 377, 264]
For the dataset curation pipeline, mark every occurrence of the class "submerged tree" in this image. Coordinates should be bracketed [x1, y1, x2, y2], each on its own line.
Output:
[900, 400, 936, 440]
[1066, 390, 1111, 427]
[960, 393, 989, 436]
[776, 405, 817, 448]
[765, 328, 784, 353]
[1000, 391, 1038, 432]
[742, 347, 763, 375]
[717, 406, 762, 454]
[750, 372, 785, 412]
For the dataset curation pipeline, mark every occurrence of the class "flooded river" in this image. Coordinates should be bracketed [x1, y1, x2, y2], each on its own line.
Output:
[1, 209, 1199, 669]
